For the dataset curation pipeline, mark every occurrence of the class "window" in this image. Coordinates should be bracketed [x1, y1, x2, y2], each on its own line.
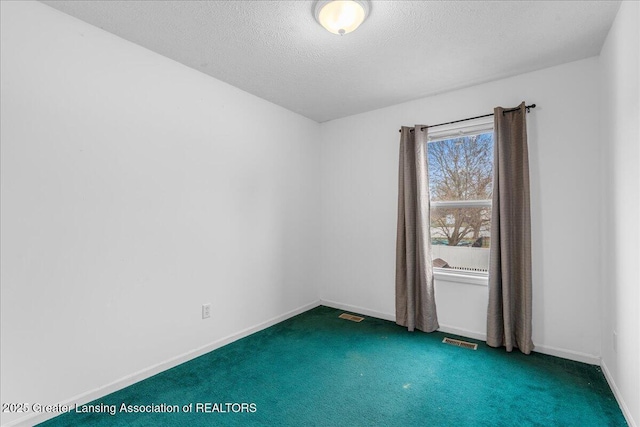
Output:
[427, 122, 493, 278]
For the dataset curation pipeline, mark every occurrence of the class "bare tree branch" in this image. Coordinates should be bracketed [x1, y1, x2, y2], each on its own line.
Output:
[428, 134, 493, 247]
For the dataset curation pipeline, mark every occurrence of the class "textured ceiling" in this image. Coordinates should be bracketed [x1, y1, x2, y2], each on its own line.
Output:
[40, 0, 621, 122]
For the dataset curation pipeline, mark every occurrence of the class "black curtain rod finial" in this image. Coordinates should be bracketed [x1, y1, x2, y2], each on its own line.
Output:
[503, 103, 536, 116]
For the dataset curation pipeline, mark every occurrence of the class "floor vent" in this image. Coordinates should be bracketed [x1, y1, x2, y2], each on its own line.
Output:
[339, 313, 364, 322]
[442, 337, 478, 350]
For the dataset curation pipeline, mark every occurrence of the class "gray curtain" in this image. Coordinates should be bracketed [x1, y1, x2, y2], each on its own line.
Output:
[486, 102, 534, 354]
[395, 125, 439, 333]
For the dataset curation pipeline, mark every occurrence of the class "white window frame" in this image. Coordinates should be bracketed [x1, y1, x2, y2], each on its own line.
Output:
[427, 117, 494, 286]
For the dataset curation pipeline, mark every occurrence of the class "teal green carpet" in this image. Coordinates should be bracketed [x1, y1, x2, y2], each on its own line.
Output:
[39, 306, 626, 426]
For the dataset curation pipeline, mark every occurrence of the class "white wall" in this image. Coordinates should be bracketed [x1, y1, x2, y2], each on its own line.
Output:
[319, 57, 603, 363]
[2, 1, 637, 426]
[0, 2, 320, 425]
[599, 2, 640, 426]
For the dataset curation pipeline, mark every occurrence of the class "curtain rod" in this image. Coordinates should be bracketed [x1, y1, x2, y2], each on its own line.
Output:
[398, 104, 536, 133]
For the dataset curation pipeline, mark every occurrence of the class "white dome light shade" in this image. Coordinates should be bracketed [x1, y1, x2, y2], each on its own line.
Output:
[314, 1, 370, 35]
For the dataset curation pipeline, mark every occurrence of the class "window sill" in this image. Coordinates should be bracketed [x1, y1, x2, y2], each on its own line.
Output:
[433, 268, 488, 286]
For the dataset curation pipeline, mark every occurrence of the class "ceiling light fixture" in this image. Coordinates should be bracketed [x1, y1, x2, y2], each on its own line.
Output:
[314, 0, 371, 36]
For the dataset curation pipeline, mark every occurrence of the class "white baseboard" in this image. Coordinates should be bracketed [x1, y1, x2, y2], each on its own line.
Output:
[532, 344, 600, 365]
[6, 300, 620, 426]
[436, 326, 601, 365]
[3, 300, 322, 427]
[601, 360, 638, 427]
[319, 300, 602, 366]
[436, 324, 486, 342]
[317, 302, 488, 344]
[425, 325, 600, 366]
[319, 299, 395, 322]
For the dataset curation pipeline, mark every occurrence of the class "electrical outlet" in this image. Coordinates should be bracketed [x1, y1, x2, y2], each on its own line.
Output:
[202, 303, 211, 319]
